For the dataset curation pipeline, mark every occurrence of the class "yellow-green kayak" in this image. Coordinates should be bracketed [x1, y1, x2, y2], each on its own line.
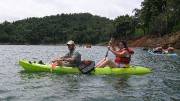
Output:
[19, 60, 152, 75]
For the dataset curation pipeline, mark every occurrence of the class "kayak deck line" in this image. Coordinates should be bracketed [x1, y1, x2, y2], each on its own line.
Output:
[19, 59, 152, 75]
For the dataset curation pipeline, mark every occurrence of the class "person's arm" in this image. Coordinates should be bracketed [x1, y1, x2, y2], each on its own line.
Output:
[52, 57, 63, 63]
[108, 46, 126, 57]
[52, 53, 69, 63]
[168, 47, 174, 50]
[63, 57, 75, 63]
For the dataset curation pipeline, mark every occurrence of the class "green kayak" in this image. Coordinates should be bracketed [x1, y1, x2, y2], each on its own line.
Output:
[19, 60, 152, 75]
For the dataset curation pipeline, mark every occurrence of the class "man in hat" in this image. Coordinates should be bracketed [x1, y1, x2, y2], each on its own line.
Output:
[52, 40, 81, 67]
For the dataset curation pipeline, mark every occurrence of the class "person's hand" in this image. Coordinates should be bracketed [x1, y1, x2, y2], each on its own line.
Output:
[108, 40, 113, 46]
[107, 46, 111, 50]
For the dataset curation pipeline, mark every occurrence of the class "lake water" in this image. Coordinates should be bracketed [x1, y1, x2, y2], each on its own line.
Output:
[0, 45, 179, 101]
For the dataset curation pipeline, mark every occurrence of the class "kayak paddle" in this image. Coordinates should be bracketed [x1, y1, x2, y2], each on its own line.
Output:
[104, 38, 114, 59]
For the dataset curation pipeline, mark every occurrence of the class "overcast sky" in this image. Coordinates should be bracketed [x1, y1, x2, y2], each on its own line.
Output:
[0, 0, 143, 22]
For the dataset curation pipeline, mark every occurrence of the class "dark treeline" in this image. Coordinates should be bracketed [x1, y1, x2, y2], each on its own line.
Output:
[133, 0, 180, 36]
[0, 0, 179, 44]
[0, 13, 114, 44]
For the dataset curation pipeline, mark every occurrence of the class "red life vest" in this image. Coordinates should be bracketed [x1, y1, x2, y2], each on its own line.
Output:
[114, 48, 134, 64]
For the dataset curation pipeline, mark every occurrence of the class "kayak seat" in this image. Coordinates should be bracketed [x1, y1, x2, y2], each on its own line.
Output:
[79, 60, 95, 74]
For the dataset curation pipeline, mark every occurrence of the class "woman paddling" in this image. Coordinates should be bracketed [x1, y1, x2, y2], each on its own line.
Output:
[96, 40, 134, 68]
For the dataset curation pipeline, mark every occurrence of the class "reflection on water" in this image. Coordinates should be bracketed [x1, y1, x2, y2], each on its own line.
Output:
[0, 45, 179, 101]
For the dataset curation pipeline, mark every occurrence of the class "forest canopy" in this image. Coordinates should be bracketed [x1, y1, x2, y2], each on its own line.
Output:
[0, 0, 179, 44]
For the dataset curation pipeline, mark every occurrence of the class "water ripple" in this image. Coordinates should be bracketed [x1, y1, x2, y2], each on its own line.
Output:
[0, 45, 179, 101]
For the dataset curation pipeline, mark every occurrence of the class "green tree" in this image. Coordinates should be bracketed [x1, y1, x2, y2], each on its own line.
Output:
[113, 15, 134, 40]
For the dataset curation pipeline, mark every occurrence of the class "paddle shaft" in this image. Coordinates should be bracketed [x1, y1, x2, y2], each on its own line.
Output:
[105, 48, 110, 58]
[105, 37, 114, 58]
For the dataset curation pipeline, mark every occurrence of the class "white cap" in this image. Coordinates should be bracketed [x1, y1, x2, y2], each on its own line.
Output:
[67, 40, 75, 45]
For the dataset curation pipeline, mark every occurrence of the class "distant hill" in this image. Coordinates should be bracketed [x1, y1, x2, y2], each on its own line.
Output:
[0, 13, 114, 44]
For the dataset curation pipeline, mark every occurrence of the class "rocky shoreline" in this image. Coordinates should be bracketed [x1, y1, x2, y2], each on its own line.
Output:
[128, 31, 180, 49]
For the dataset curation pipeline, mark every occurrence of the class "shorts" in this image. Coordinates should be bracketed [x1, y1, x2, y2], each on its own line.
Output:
[116, 63, 129, 68]
[62, 61, 77, 67]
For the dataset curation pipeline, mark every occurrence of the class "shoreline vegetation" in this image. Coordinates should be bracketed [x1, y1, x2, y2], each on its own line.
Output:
[0, 0, 179, 49]
[0, 31, 179, 49]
